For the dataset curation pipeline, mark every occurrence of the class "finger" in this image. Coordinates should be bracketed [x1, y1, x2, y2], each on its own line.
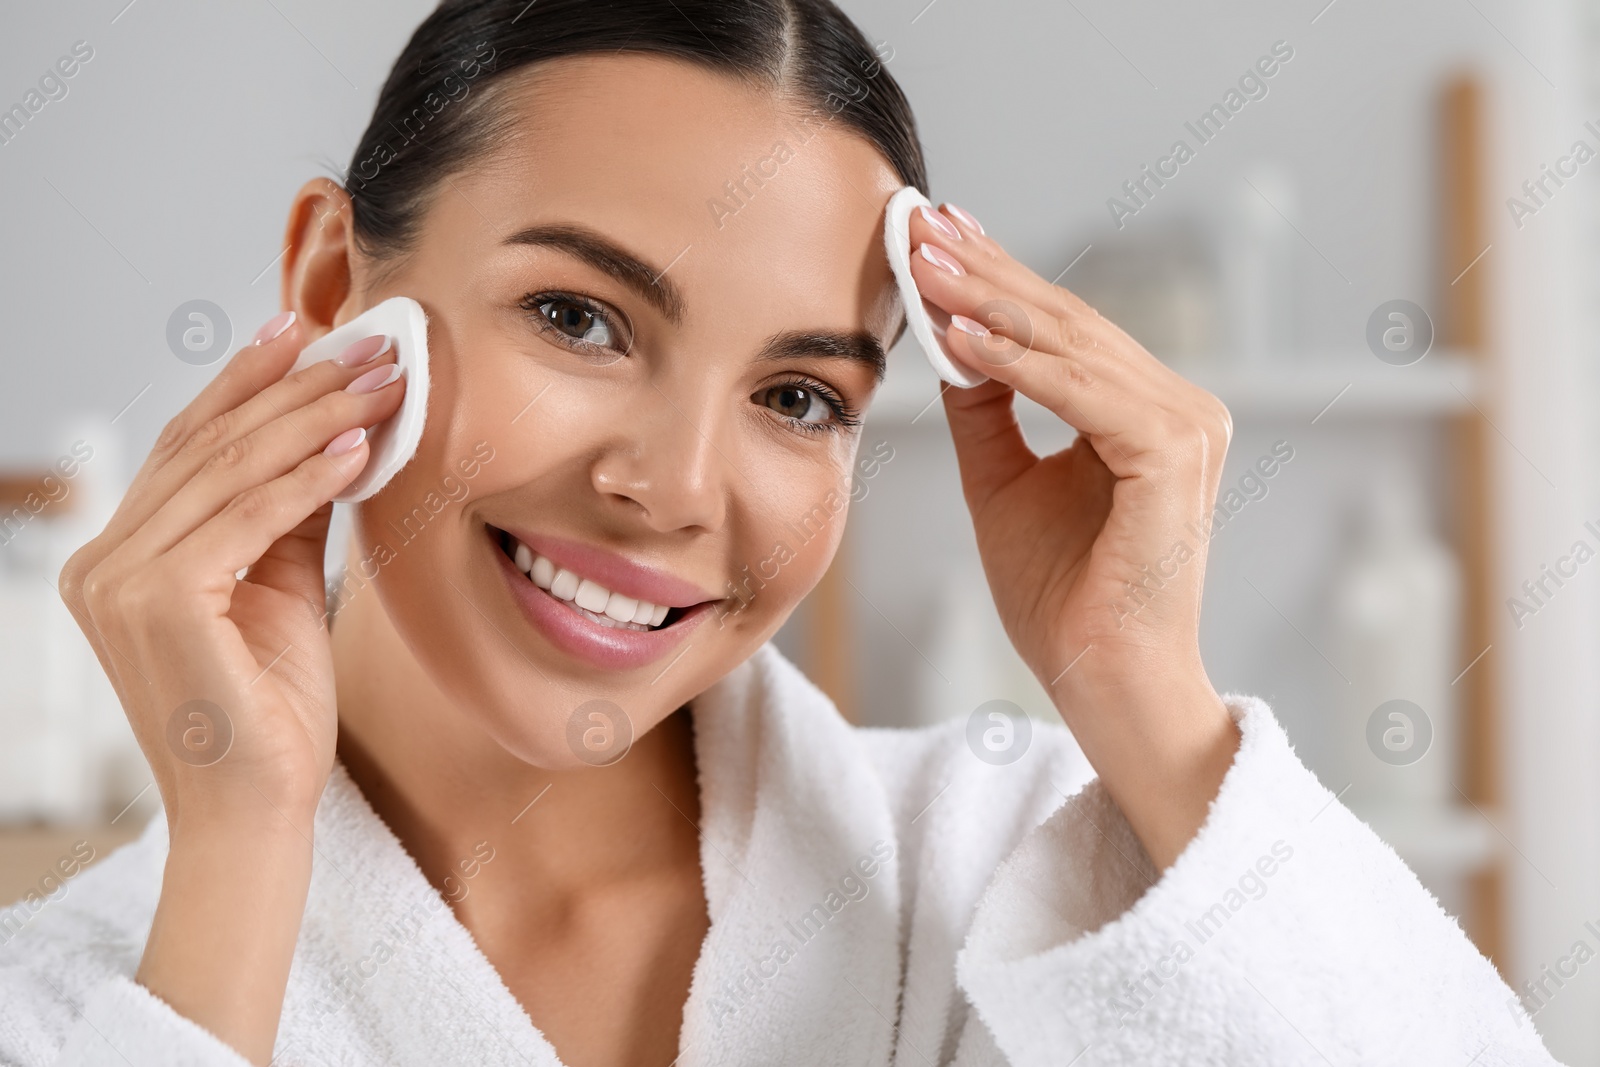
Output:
[163, 430, 372, 603]
[104, 333, 395, 558]
[115, 362, 403, 567]
[915, 247, 1230, 485]
[908, 201, 1154, 347]
[908, 243, 1159, 403]
[938, 378, 1038, 511]
[53, 572, 148, 704]
[245, 501, 336, 611]
[906, 204, 1078, 322]
[908, 239, 1145, 398]
[123, 312, 305, 501]
[924, 256, 1234, 479]
[941, 312, 1158, 481]
[907, 223, 1188, 393]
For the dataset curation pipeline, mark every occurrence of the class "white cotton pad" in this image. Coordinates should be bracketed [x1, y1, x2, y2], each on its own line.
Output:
[288, 295, 431, 503]
[883, 185, 988, 388]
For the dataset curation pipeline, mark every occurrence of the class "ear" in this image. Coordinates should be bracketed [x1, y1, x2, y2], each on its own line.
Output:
[280, 178, 362, 343]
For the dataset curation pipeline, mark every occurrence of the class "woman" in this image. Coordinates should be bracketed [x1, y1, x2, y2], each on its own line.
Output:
[0, 0, 1559, 1064]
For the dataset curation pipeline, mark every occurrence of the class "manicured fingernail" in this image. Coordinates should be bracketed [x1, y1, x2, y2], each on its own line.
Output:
[919, 242, 965, 276]
[952, 314, 988, 336]
[346, 364, 402, 394]
[324, 426, 366, 456]
[943, 203, 984, 235]
[252, 311, 296, 345]
[335, 334, 391, 367]
[918, 204, 961, 241]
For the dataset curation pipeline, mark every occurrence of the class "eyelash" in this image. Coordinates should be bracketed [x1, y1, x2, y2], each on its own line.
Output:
[764, 378, 861, 435]
[518, 289, 861, 435]
[519, 290, 630, 360]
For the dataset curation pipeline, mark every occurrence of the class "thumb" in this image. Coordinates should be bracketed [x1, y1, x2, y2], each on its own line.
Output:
[939, 331, 1037, 511]
[246, 500, 335, 611]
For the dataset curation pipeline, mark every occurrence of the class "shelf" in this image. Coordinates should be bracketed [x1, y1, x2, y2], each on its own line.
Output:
[867, 350, 1483, 427]
[0, 820, 149, 909]
[1178, 351, 1483, 420]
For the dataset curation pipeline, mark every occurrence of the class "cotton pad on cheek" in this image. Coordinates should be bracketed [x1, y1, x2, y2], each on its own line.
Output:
[288, 295, 432, 503]
[883, 186, 988, 389]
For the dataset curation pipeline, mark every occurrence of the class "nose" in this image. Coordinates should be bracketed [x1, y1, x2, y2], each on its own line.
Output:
[591, 382, 730, 533]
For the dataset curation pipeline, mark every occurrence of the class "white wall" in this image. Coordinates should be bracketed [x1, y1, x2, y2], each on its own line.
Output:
[0, 0, 1515, 460]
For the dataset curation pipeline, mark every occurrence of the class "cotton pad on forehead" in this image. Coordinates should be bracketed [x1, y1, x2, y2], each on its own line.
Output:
[288, 296, 431, 503]
[883, 186, 988, 389]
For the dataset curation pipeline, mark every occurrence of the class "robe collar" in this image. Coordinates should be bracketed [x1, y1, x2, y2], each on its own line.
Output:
[273, 643, 904, 1066]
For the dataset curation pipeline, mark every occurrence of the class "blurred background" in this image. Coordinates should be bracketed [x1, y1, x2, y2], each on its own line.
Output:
[2, 0, 1599, 1059]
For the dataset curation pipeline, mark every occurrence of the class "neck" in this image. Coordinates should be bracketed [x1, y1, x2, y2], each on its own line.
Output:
[326, 564, 704, 905]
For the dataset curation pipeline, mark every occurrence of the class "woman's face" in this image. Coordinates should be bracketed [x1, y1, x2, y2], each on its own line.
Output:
[335, 53, 904, 767]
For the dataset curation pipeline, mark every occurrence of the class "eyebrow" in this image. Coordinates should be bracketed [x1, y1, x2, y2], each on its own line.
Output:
[505, 222, 688, 326]
[503, 221, 887, 382]
[755, 329, 886, 383]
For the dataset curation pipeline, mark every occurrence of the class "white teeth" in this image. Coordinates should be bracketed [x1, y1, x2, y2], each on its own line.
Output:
[605, 592, 639, 623]
[505, 533, 677, 630]
[550, 567, 580, 601]
[580, 607, 645, 631]
[574, 578, 609, 613]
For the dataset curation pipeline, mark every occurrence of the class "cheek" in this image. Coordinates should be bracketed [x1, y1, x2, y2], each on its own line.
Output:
[360, 320, 598, 532]
[336, 337, 652, 652]
[721, 448, 857, 628]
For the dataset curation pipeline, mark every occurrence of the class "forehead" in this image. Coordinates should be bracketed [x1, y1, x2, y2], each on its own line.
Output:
[438, 52, 906, 343]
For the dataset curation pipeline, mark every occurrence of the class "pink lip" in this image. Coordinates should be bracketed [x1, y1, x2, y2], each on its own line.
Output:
[487, 526, 715, 672]
[494, 525, 718, 609]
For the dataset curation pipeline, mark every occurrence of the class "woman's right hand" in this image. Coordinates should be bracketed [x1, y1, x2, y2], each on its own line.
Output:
[55, 311, 405, 1062]
[59, 311, 402, 826]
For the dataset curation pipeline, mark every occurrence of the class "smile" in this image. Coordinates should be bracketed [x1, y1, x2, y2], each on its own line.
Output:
[485, 523, 718, 671]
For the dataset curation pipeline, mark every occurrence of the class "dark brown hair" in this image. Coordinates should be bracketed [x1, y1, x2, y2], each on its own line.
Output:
[343, 0, 929, 264]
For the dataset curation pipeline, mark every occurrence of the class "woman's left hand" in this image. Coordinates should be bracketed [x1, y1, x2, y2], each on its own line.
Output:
[905, 203, 1241, 869]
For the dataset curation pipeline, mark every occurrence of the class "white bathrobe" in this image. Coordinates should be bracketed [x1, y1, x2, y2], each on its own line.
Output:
[0, 642, 1561, 1066]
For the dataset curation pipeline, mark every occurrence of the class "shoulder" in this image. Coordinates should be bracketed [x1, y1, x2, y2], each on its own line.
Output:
[0, 814, 169, 1066]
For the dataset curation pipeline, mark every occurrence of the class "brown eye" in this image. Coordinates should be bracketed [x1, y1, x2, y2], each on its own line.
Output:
[758, 384, 831, 424]
[543, 300, 612, 345]
[519, 291, 632, 360]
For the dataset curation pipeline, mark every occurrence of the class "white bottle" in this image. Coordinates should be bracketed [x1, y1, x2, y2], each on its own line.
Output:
[1219, 161, 1297, 367]
[1331, 463, 1462, 813]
